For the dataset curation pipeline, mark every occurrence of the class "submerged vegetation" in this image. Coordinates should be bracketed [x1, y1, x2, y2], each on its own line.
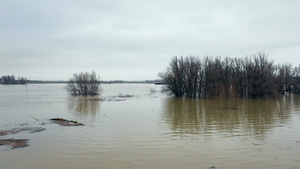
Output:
[0, 118, 84, 150]
[159, 52, 300, 98]
[0, 127, 46, 136]
[0, 127, 45, 150]
[0, 139, 29, 149]
[65, 71, 101, 96]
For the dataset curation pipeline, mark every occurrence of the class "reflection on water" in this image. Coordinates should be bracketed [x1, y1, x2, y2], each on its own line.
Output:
[163, 96, 296, 140]
[68, 96, 101, 118]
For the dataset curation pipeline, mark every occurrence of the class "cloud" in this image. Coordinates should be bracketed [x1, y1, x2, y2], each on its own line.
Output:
[1, 0, 300, 80]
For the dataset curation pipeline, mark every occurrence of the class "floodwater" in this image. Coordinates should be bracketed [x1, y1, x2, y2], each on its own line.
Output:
[0, 84, 300, 169]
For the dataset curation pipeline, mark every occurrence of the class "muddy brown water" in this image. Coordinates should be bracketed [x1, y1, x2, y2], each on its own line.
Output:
[0, 84, 300, 169]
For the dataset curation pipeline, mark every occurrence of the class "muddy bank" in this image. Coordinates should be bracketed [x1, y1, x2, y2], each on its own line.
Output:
[50, 118, 84, 126]
[0, 139, 29, 149]
[1, 118, 84, 150]
[0, 127, 46, 136]
[0, 127, 45, 150]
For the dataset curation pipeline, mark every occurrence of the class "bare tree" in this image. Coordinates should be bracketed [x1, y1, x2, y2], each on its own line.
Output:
[216, 57, 233, 97]
[158, 56, 185, 97]
[291, 65, 300, 94]
[232, 58, 246, 97]
[183, 56, 201, 98]
[159, 52, 300, 99]
[65, 71, 101, 96]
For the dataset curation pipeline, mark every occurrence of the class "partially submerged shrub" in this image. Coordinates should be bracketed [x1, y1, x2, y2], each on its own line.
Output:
[65, 71, 101, 96]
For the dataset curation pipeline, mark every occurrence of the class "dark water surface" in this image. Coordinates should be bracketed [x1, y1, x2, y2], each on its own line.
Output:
[0, 84, 300, 169]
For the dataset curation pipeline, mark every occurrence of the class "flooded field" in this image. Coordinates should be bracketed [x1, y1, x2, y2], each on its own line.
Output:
[0, 84, 300, 169]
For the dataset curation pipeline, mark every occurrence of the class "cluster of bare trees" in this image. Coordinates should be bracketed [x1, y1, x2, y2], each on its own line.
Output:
[159, 52, 300, 98]
[0, 75, 28, 84]
[65, 71, 101, 96]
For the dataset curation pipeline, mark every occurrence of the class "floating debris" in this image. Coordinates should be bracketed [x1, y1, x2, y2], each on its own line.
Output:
[29, 115, 39, 122]
[86, 97, 104, 101]
[0, 139, 29, 149]
[107, 98, 125, 102]
[104, 93, 134, 102]
[117, 93, 133, 98]
[50, 118, 84, 126]
[0, 127, 46, 136]
[0, 127, 45, 150]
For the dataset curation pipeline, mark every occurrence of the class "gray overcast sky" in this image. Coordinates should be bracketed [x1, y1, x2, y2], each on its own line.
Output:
[1, 0, 300, 81]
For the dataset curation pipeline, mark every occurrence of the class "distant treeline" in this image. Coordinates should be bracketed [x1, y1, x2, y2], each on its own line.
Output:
[159, 52, 300, 98]
[0, 77, 162, 85]
[0, 75, 28, 84]
[27, 80, 161, 84]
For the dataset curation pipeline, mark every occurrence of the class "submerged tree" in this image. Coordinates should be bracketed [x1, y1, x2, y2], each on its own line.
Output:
[65, 71, 101, 96]
[159, 52, 300, 99]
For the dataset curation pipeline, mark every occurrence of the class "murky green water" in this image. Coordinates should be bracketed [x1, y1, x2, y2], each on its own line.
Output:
[0, 84, 300, 169]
